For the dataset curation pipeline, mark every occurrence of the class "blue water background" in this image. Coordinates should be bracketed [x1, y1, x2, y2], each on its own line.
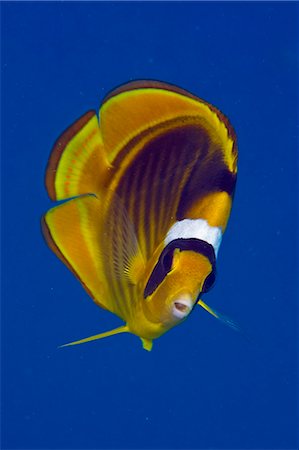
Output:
[2, 2, 298, 449]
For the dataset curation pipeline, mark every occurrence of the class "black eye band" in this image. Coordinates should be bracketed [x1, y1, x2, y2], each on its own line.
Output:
[143, 238, 217, 298]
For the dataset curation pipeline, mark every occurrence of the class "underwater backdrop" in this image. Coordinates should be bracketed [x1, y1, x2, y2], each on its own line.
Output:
[2, 2, 298, 449]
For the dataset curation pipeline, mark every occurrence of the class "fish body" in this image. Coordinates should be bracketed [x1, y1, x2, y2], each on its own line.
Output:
[42, 80, 238, 350]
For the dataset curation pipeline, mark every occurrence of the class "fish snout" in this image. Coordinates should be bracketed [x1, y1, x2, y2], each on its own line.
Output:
[172, 295, 193, 320]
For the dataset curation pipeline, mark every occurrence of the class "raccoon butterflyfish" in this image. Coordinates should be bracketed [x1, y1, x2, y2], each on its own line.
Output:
[42, 80, 238, 351]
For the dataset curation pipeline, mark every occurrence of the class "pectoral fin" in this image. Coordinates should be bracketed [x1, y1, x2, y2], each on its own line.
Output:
[59, 326, 154, 352]
[197, 299, 241, 333]
[59, 325, 129, 347]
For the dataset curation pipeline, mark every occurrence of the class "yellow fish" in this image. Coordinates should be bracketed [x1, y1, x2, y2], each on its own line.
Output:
[42, 80, 238, 351]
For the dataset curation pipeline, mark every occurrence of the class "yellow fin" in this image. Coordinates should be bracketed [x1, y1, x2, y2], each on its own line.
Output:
[59, 325, 129, 347]
[198, 299, 241, 332]
[45, 111, 109, 201]
[42, 195, 108, 311]
[197, 299, 219, 318]
[100, 81, 235, 167]
[141, 338, 153, 351]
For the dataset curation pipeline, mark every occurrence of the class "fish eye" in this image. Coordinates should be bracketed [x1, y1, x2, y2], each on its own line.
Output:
[201, 271, 216, 293]
[161, 249, 174, 273]
[143, 248, 175, 298]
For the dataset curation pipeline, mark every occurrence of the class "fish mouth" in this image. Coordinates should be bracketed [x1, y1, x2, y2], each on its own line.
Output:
[172, 296, 193, 319]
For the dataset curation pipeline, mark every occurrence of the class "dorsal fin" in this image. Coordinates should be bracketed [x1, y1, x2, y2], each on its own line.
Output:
[99, 80, 234, 166]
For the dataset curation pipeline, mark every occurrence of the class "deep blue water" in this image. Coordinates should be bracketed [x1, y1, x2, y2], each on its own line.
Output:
[2, 2, 298, 449]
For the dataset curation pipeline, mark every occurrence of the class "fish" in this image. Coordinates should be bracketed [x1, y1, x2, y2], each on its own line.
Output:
[42, 80, 238, 351]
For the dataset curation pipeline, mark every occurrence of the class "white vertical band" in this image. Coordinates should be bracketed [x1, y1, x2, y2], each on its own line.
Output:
[164, 219, 222, 257]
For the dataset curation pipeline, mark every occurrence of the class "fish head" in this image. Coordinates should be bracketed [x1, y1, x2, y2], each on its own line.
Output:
[141, 249, 214, 335]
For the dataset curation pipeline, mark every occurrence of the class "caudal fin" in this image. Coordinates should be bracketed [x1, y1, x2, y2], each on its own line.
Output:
[45, 111, 109, 201]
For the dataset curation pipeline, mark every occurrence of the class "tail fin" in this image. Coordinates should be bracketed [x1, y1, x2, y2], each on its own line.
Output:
[45, 111, 109, 201]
